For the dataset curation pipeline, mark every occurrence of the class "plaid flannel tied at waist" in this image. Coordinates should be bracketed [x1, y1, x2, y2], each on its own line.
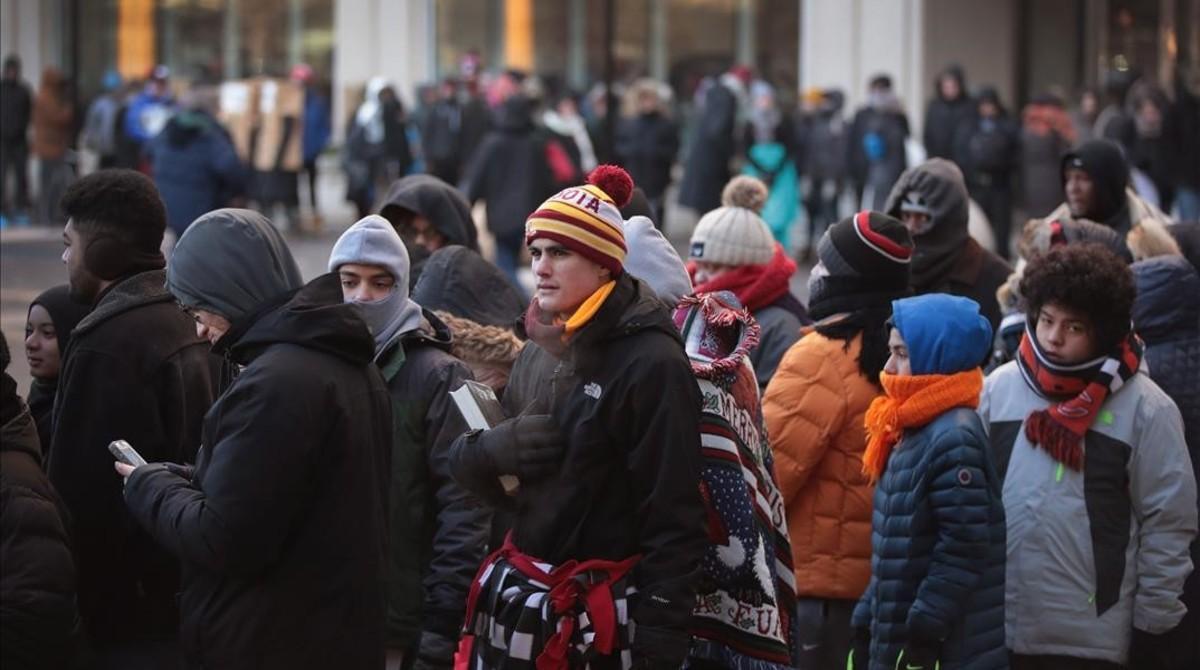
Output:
[456, 533, 641, 670]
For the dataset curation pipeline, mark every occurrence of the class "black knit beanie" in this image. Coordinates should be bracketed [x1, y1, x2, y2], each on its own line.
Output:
[809, 210, 914, 320]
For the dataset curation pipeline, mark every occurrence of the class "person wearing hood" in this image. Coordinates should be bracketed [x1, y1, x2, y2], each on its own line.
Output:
[763, 211, 915, 670]
[460, 93, 557, 287]
[980, 244, 1196, 669]
[449, 166, 707, 669]
[117, 208, 392, 669]
[689, 176, 810, 390]
[48, 170, 215, 666]
[848, 74, 910, 210]
[672, 292, 798, 670]
[345, 77, 410, 218]
[147, 86, 246, 238]
[616, 79, 680, 226]
[1, 333, 80, 670]
[1132, 252, 1200, 670]
[412, 244, 524, 327]
[328, 215, 489, 670]
[884, 158, 1012, 333]
[954, 87, 1020, 259]
[850, 294, 1006, 670]
[1044, 138, 1174, 241]
[742, 81, 800, 247]
[679, 66, 751, 214]
[32, 66, 74, 225]
[923, 65, 975, 163]
[378, 173, 480, 282]
[24, 284, 90, 455]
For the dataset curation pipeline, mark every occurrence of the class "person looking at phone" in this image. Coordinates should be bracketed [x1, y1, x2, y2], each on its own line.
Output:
[328, 214, 489, 670]
[448, 166, 707, 669]
[48, 169, 215, 667]
[113, 208, 393, 669]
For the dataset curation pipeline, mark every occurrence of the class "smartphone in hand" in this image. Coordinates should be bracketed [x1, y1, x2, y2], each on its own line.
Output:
[108, 440, 148, 468]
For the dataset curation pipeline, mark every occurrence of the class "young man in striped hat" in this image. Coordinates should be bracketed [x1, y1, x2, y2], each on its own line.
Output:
[449, 166, 708, 669]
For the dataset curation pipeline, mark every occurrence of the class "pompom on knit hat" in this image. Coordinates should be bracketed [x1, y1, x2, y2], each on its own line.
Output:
[688, 176, 776, 267]
[525, 165, 633, 276]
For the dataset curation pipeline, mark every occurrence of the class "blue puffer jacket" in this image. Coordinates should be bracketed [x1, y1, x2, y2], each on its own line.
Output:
[1133, 255, 1200, 456]
[852, 408, 1007, 670]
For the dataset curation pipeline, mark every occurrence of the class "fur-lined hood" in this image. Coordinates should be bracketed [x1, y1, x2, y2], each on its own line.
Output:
[433, 310, 524, 369]
[1043, 188, 1178, 261]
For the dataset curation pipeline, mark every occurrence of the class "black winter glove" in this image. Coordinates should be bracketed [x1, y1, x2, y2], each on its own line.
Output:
[847, 627, 870, 670]
[474, 414, 564, 481]
[896, 639, 940, 670]
[410, 631, 457, 670]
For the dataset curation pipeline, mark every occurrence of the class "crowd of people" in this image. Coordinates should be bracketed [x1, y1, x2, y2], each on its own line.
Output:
[2, 53, 1200, 670]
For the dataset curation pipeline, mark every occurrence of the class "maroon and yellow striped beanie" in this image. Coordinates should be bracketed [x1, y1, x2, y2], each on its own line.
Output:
[524, 165, 634, 276]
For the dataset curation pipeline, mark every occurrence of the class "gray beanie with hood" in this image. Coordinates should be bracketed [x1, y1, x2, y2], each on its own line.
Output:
[167, 209, 304, 323]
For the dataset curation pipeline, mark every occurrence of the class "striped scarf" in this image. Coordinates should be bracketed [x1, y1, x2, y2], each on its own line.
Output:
[456, 535, 639, 670]
[1015, 325, 1143, 470]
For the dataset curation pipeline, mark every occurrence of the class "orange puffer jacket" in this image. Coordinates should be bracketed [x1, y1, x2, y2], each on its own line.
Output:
[763, 331, 878, 600]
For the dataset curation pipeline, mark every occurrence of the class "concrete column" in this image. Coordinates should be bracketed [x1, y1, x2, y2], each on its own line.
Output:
[736, 0, 756, 68]
[288, 0, 303, 69]
[649, 0, 668, 82]
[567, 0, 587, 89]
[334, 0, 435, 141]
[224, 0, 241, 79]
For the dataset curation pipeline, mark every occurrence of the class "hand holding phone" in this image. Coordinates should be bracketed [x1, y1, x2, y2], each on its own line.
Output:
[109, 440, 148, 468]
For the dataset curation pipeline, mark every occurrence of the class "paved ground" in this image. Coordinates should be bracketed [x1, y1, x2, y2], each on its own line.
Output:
[1, 165, 812, 394]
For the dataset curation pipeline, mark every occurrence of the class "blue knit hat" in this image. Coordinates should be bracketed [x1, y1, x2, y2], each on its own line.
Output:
[890, 294, 992, 374]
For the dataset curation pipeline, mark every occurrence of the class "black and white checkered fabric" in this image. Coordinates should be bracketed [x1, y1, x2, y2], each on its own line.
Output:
[460, 554, 638, 670]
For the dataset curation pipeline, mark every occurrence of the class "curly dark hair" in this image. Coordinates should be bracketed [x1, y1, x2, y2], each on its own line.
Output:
[1020, 243, 1134, 353]
[60, 169, 166, 251]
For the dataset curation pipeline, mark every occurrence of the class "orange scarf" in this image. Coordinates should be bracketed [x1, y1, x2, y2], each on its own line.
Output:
[862, 369, 984, 482]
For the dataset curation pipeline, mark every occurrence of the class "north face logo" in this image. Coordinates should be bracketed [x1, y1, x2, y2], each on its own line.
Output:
[583, 382, 602, 400]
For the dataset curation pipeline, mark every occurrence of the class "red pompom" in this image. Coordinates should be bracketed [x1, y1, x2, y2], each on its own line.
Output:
[587, 164, 634, 208]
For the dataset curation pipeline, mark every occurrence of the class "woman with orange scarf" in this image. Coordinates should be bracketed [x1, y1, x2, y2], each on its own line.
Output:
[849, 294, 1006, 670]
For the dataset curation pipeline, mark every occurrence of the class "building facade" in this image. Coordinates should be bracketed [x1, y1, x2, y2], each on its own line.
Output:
[1, 0, 1195, 142]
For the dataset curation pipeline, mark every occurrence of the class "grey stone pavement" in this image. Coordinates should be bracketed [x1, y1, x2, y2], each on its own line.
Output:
[1, 164, 812, 393]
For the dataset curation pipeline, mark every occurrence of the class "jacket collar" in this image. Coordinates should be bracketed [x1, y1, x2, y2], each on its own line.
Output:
[73, 269, 174, 338]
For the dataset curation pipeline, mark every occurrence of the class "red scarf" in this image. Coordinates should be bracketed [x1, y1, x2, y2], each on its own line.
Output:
[689, 243, 796, 313]
[1015, 326, 1143, 470]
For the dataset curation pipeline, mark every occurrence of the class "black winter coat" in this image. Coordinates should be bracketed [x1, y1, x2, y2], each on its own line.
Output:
[450, 274, 708, 665]
[123, 275, 392, 670]
[460, 96, 554, 241]
[1, 400, 79, 669]
[47, 269, 215, 648]
[0, 79, 32, 144]
[852, 408, 1006, 670]
[376, 312, 489, 651]
[924, 96, 975, 163]
[616, 112, 680, 199]
[679, 82, 739, 212]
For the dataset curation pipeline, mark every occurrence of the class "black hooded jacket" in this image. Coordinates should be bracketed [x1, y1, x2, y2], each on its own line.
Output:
[47, 269, 216, 648]
[460, 95, 555, 240]
[924, 66, 975, 162]
[885, 159, 1012, 331]
[411, 245, 526, 328]
[1061, 139, 1132, 233]
[449, 273, 707, 665]
[123, 274, 393, 670]
[379, 174, 480, 252]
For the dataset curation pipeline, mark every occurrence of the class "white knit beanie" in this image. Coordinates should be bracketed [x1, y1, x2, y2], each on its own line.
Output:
[688, 176, 775, 266]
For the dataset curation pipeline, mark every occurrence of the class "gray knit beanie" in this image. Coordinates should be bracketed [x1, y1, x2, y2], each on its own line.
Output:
[688, 176, 775, 267]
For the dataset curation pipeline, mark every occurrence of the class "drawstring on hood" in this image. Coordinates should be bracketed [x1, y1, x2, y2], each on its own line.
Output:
[329, 215, 425, 358]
